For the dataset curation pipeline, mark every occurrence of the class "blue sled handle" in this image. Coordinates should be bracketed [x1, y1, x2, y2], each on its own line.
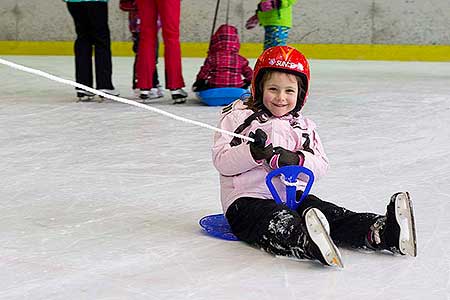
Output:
[265, 165, 315, 210]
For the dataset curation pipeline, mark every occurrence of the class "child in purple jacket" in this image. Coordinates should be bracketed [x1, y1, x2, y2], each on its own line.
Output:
[212, 46, 417, 267]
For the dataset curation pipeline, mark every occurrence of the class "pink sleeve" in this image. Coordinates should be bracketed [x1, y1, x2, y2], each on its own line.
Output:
[212, 112, 261, 176]
[299, 129, 329, 179]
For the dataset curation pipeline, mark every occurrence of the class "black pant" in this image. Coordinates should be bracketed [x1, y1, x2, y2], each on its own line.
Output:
[67, 2, 114, 90]
[131, 32, 159, 89]
[226, 192, 381, 253]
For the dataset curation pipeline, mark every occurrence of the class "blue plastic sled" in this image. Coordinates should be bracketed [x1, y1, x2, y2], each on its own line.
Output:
[199, 165, 315, 241]
[199, 213, 239, 241]
[196, 87, 249, 106]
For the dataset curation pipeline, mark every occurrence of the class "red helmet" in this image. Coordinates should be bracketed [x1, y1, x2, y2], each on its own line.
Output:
[251, 46, 310, 113]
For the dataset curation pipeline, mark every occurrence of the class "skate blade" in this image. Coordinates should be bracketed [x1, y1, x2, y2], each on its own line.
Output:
[77, 96, 95, 102]
[395, 192, 417, 257]
[305, 208, 344, 268]
[173, 99, 187, 104]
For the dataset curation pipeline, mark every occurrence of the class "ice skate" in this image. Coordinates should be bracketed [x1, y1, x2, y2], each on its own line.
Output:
[368, 192, 417, 256]
[171, 88, 188, 104]
[76, 90, 95, 102]
[140, 87, 164, 103]
[139, 89, 151, 100]
[97, 89, 120, 102]
[301, 208, 344, 268]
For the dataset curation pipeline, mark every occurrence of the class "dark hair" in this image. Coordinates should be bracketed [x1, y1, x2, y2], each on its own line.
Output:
[245, 68, 306, 116]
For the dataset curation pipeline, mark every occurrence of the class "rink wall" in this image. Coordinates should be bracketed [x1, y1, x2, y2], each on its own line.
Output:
[0, 0, 449, 61]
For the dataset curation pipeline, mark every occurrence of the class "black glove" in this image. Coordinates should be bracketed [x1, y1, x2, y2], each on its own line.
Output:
[267, 146, 300, 169]
[192, 79, 207, 92]
[249, 129, 273, 161]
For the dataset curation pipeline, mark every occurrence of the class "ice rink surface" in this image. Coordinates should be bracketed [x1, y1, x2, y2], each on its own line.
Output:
[1, 55, 449, 300]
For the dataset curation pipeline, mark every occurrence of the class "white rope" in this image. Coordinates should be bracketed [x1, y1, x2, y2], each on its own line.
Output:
[0, 57, 254, 143]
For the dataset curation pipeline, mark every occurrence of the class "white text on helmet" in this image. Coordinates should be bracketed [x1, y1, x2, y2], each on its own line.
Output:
[269, 59, 304, 71]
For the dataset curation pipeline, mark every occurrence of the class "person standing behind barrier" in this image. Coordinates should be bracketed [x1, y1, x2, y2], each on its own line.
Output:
[119, 0, 164, 100]
[135, 0, 188, 104]
[245, 0, 297, 50]
[64, 0, 119, 101]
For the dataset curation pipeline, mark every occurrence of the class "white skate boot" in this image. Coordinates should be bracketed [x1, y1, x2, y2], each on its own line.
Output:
[302, 208, 344, 267]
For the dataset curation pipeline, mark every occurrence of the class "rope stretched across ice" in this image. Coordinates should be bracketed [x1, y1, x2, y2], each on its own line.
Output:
[0, 57, 254, 143]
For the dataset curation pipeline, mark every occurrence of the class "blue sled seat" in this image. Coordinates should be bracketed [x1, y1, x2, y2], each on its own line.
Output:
[199, 166, 315, 241]
[196, 87, 249, 106]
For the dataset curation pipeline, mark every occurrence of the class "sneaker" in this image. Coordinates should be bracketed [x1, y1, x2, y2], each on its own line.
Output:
[367, 192, 417, 256]
[170, 88, 188, 104]
[76, 90, 95, 102]
[300, 208, 344, 267]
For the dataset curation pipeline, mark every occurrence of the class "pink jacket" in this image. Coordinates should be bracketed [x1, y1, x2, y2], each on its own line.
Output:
[212, 100, 329, 213]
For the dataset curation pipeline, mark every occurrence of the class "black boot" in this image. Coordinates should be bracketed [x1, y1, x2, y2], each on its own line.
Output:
[367, 192, 417, 256]
[170, 88, 188, 104]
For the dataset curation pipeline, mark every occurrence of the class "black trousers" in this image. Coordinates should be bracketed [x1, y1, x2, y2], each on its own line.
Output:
[131, 32, 160, 89]
[67, 2, 114, 90]
[226, 192, 381, 255]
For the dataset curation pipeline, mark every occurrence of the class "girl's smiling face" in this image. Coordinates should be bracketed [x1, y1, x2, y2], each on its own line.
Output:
[262, 71, 299, 117]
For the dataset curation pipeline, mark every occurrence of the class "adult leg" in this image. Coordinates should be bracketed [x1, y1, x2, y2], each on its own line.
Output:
[67, 2, 93, 88]
[157, 0, 185, 89]
[89, 2, 114, 90]
[136, 0, 158, 90]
